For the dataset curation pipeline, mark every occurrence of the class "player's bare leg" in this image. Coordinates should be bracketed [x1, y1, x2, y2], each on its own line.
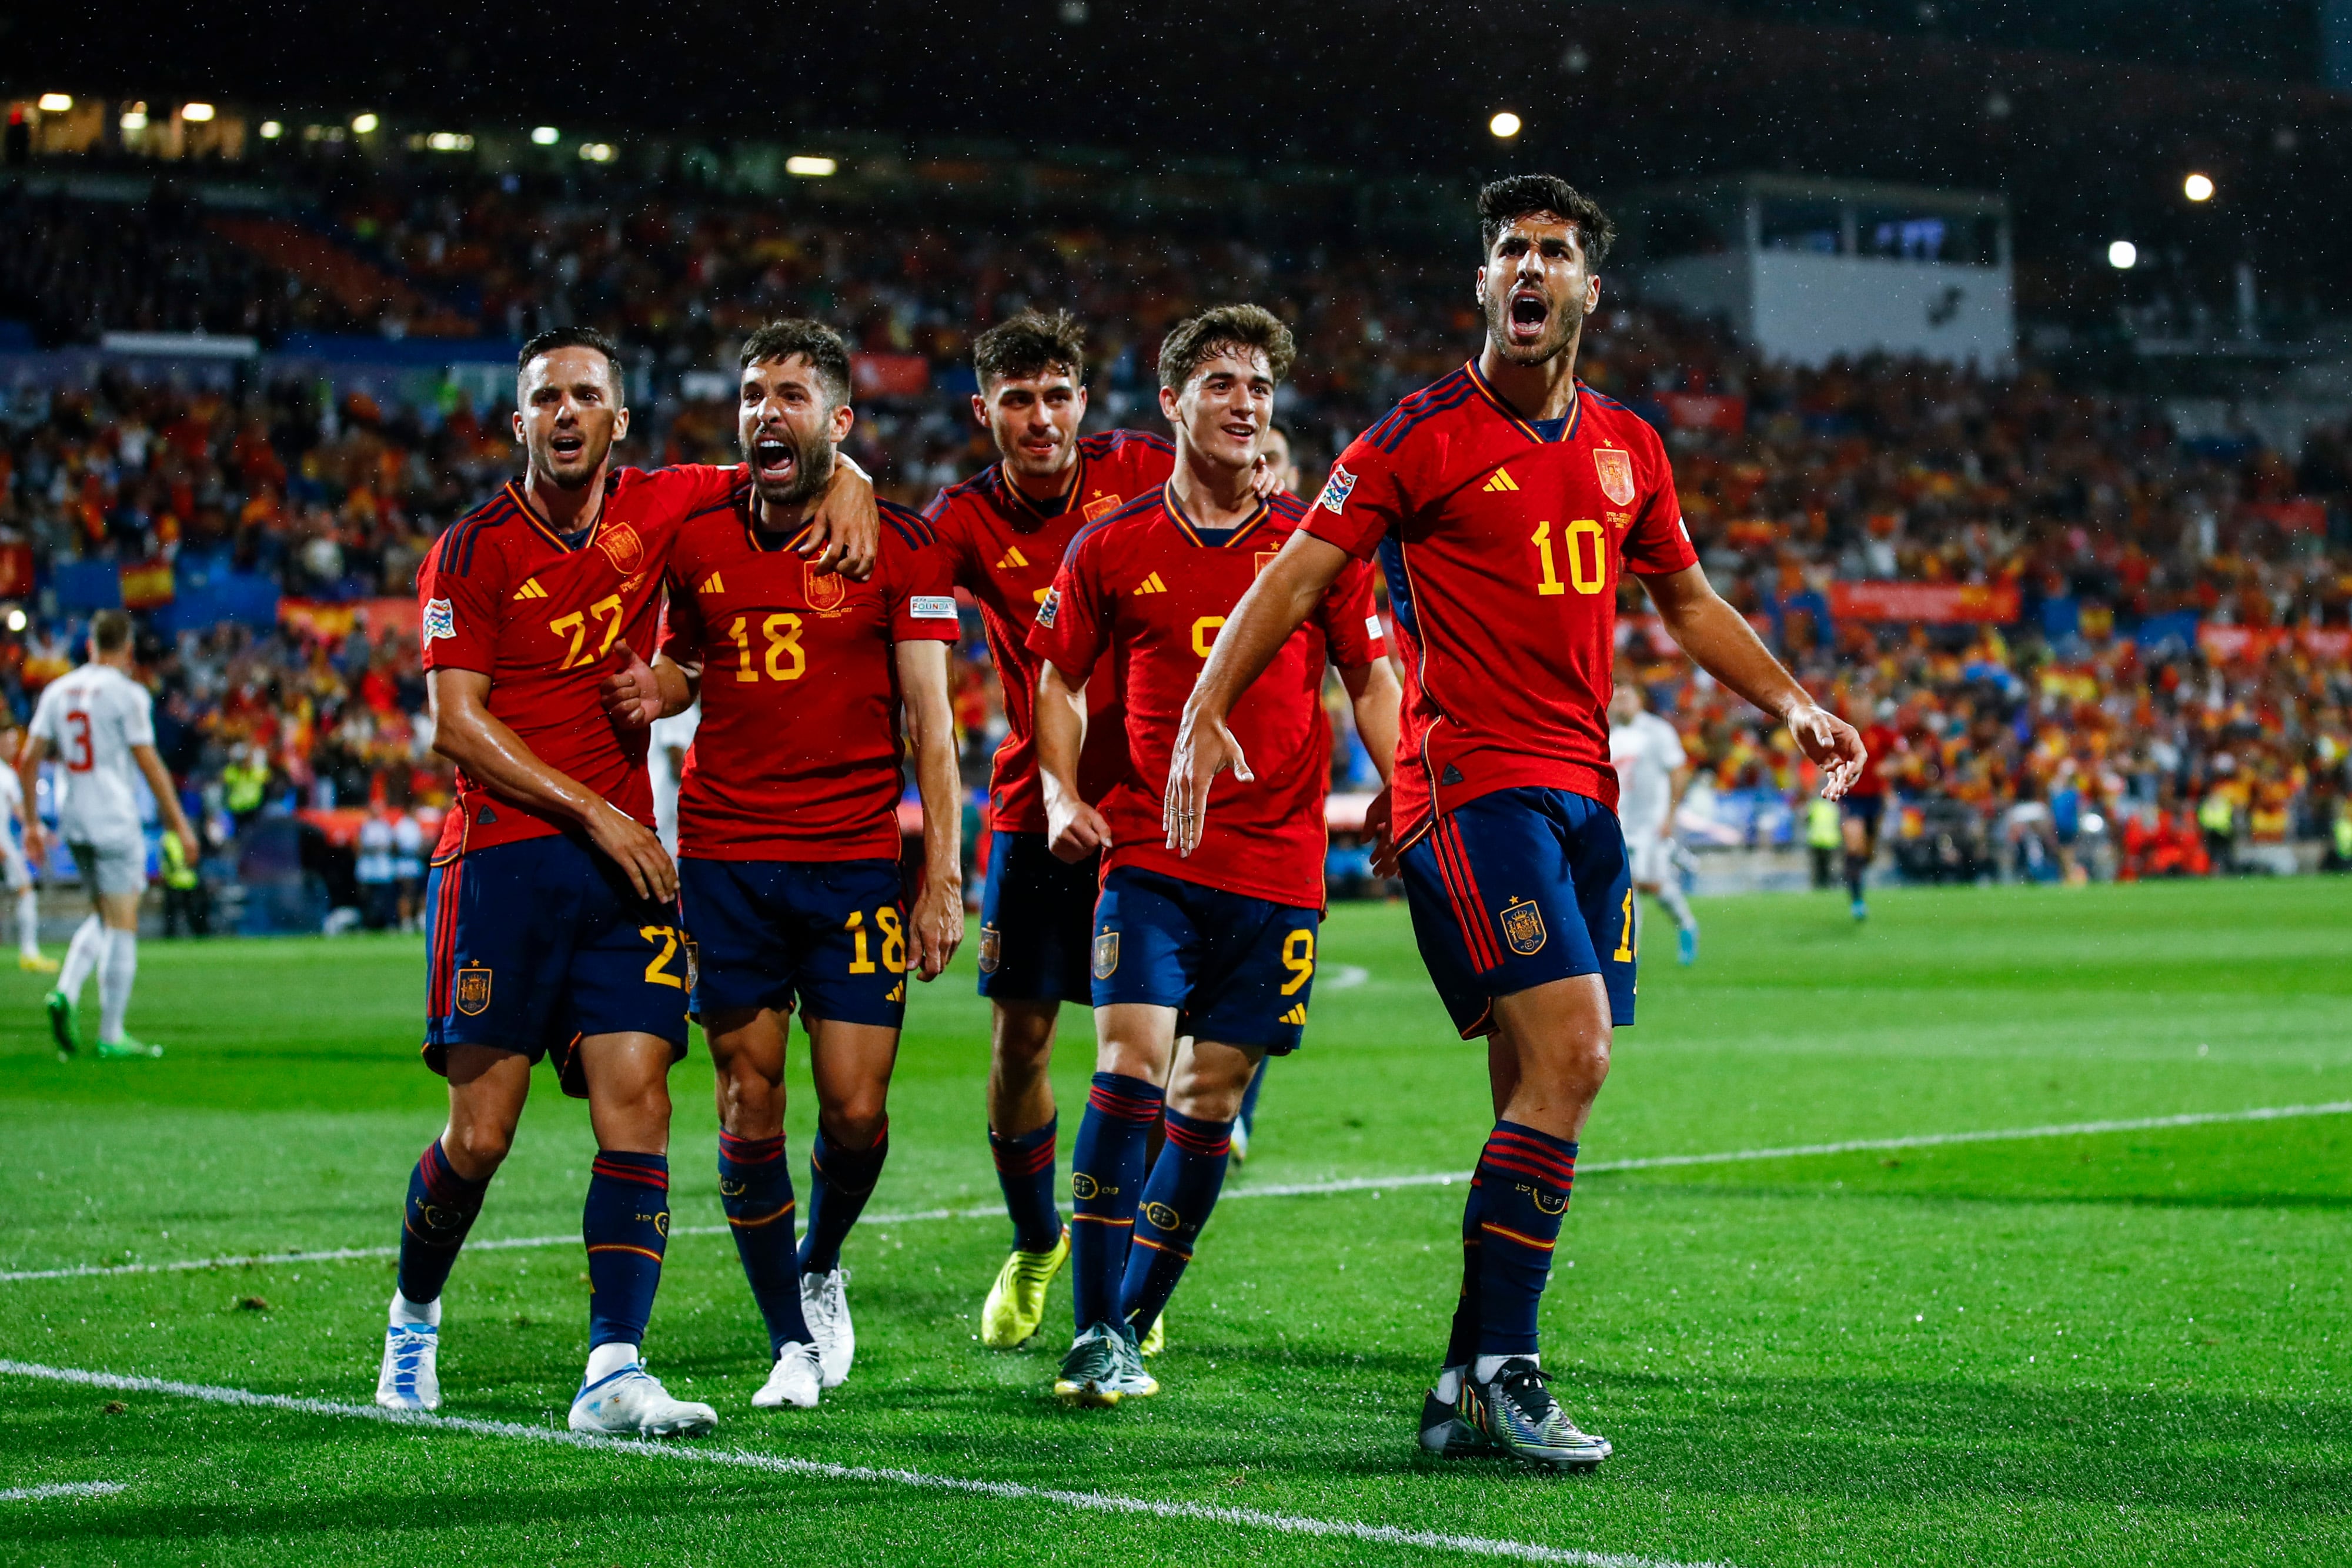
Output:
[562, 1029, 713, 1437]
[707, 1005, 823, 1407]
[793, 1015, 900, 1387]
[1435, 977, 1612, 1467]
[980, 998, 1071, 1347]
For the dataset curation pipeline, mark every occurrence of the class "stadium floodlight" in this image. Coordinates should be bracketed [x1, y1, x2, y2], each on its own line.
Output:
[786, 155, 838, 177]
[2107, 240, 2137, 270]
[579, 142, 616, 163]
[259, 121, 283, 139]
[426, 132, 473, 152]
[1489, 111, 1523, 139]
[352, 112, 380, 134]
[4, 609, 25, 633]
[2183, 172, 2214, 203]
[37, 93, 72, 113]
[531, 125, 560, 145]
[182, 102, 216, 122]
[119, 106, 149, 131]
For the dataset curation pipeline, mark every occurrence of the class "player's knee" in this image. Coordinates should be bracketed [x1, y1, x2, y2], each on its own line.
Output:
[445, 1119, 515, 1174]
[820, 1091, 888, 1149]
[714, 1065, 783, 1136]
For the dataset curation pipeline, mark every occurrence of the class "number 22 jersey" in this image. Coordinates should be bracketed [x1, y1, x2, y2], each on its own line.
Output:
[1301, 362, 1698, 843]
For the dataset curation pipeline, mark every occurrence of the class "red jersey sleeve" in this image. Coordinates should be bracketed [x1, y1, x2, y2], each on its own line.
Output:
[658, 559, 707, 668]
[417, 527, 502, 674]
[1314, 557, 1388, 667]
[887, 521, 963, 644]
[1623, 429, 1700, 577]
[1024, 530, 1111, 684]
[1300, 440, 1409, 561]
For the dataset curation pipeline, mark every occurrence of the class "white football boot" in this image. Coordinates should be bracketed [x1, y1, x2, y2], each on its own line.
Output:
[752, 1342, 824, 1410]
[567, 1362, 717, 1437]
[799, 1267, 855, 1388]
[375, 1320, 440, 1412]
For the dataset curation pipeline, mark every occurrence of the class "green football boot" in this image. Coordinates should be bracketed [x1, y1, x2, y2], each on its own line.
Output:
[95, 1035, 163, 1060]
[44, 989, 76, 1059]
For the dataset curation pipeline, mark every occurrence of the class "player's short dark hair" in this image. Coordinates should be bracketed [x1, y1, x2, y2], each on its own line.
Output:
[517, 326, 626, 390]
[1478, 174, 1616, 270]
[973, 310, 1088, 391]
[89, 609, 132, 654]
[739, 319, 853, 410]
[1155, 305, 1295, 393]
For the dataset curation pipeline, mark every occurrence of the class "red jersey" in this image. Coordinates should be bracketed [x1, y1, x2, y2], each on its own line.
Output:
[1847, 722, 1900, 798]
[1302, 362, 1698, 842]
[663, 499, 957, 861]
[418, 465, 743, 862]
[924, 429, 1174, 834]
[1027, 486, 1385, 910]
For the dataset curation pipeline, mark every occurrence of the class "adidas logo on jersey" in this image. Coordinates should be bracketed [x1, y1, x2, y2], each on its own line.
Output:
[1482, 470, 1521, 493]
[512, 578, 548, 601]
[1278, 1004, 1308, 1025]
[994, 545, 1031, 570]
[699, 571, 725, 594]
[1134, 572, 1168, 595]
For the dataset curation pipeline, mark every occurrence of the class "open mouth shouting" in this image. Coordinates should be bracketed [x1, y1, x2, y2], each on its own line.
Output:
[751, 434, 798, 489]
[549, 429, 590, 466]
[1505, 283, 1553, 349]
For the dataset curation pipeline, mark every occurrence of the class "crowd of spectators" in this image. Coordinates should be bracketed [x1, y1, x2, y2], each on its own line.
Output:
[0, 172, 2346, 892]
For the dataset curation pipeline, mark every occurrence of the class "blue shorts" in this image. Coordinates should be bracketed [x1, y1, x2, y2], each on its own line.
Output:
[1842, 794, 1886, 837]
[1088, 865, 1319, 1054]
[423, 835, 690, 1097]
[679, 855, 908, 1029]
[976, 830, 1100, 1004]
[1399, 787, 1635, 1039]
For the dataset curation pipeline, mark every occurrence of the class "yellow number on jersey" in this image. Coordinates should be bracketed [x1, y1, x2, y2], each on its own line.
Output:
[1613, 888, 1635, 962]
[549, 593, 626, 670]
[639, 924, 686, 988]
[727, 613, 807, 682]
[1280, 929, 1315, 995]
[1191, 615, 1226, 657]
[1533, 521, 1609, 599]
[1531, 521, 1567, 597]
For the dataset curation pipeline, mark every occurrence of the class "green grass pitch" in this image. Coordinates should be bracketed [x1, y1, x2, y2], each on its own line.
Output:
[1, 878, 2347, 1566]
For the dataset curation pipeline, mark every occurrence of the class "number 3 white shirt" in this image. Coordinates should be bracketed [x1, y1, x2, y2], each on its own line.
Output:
[1609, 710, 1687, 837]
[29, 663, 155, 849]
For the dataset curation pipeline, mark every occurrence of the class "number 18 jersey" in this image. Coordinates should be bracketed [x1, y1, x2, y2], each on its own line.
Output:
[1302, 362, 1698, 844]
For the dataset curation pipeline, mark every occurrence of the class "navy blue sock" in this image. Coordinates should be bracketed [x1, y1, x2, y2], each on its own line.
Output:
[1237, 1058, 1268, 1129]
[797, 1119, 888, 1276]
[1070, 1072, 1161, 1331]
[1443, 1171, 1486, 1368]
[1118, 1108, 1233, 1338]
[583, 1150, 670, 1350]
[989, 1116, 1063, 1255]
[396, 1138, 489, 1305]
[719, 1130, 812, 1353]
[1473, 1122, 1577, 1359]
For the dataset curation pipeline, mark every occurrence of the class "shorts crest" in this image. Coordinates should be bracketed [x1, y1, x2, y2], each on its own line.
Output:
[1498, 898, 1548, 957]
[454, 963, 493, 1016]
[1091, 930, 1120, 980]
[977, 924, 1003, 974]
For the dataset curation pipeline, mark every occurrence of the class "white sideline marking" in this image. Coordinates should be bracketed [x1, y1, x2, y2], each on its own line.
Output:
[0, 1480, 125, 1502]
[0, 1360, 1723, 1568]
[1322, 963, 1371, 990]
[10, 1099, 2347, 1286]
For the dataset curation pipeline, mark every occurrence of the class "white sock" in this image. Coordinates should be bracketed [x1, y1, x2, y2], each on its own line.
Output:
[1473, 1352, 1536, 1383]
[16, 888, 38, 958]
[389, 1290, 442, 1328]
[98, 929, 138, 1044]
[1653, 878, 1698, 934]
[58, 914, 108, 1001]
[1435, 1366, 1465, 1403]
[584, 1342, 639, 1383]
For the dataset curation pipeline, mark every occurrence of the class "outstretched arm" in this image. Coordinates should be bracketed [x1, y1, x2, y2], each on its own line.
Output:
[1638, 564, 1864, 798]
[430, 667, 676, 899]
[895, 639, 963, 980]
[1167, 530, 1352, 855]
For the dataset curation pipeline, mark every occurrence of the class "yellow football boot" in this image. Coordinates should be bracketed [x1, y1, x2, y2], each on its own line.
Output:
[979, 1226, 1068, 1349]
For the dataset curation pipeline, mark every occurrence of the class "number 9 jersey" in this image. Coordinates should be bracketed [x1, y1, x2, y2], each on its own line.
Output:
[1299, 362, 1698, 847]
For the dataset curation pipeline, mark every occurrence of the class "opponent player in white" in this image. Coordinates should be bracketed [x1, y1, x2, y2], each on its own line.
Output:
[0, 721, 58, 973]
[20, 610, 199, 1058]
[1608, 678, 1699, 965]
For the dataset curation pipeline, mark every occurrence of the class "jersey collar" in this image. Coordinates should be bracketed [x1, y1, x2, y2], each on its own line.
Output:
[505, 476, 608, 553]
[1161, 483, 1272, 550]
[1464, 359, 1583, 445]
[737, 489, 815, 554]
[996, 450, 1084, 526]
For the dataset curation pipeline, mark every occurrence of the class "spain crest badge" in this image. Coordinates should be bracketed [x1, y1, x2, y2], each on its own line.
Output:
[1593, 449, 1636, 508]
[1091, 930, 1121, 980]
[455, 964, 493, 1016]
[978, 924, 1003, 975]
[596, 521, 646, 576]
[1498, 898, 1548, 957]
[803, 561, 848, 611]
